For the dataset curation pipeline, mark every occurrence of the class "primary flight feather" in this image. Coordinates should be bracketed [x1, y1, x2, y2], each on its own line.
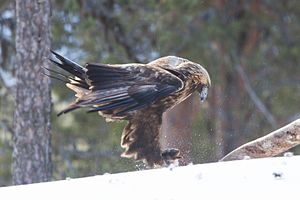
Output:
[47, 51, 211, 167]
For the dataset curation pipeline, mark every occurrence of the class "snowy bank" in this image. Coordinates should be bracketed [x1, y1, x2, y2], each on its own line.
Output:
[1, 155, 299, 200]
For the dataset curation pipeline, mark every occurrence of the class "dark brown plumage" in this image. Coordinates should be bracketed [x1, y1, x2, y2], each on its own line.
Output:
[47, 51, 211, 167]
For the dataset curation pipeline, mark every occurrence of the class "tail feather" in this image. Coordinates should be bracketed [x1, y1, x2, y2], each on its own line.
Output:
[57, 102, 81, 116]
[50, 50, 86, 80]
[43, 67, 70, 82]
[47, 50, 91, 115]
[42, 69, 67, 83]
[48, 50, 89, 88]
[66, 83, 89, 98]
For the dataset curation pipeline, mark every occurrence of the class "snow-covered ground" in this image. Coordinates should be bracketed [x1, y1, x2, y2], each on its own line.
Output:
[1, 155, 299, 200]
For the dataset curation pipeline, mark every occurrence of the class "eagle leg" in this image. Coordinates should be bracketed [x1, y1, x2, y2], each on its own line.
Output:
[161, 148, 182, 166]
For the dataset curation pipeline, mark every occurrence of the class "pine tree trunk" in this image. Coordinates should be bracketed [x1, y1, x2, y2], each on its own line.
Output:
[13, 0, 52, 185]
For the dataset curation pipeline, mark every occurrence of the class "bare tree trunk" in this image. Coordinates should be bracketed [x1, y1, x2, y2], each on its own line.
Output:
[13, 0, 52, 185]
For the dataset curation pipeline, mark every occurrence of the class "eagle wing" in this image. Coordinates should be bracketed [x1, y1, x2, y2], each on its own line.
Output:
[48, 51, 184, 118]
[66, 63, 184, 119]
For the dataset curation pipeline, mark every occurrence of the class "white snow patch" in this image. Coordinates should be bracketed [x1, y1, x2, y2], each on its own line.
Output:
[0, 155, 299, 200]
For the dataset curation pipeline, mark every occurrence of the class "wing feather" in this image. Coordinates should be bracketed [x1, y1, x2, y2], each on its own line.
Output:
[74, 63, 184, 117]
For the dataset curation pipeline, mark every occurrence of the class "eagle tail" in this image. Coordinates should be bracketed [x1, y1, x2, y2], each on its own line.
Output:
[49, 50, 87, 81]
[46, 50, 90, 115]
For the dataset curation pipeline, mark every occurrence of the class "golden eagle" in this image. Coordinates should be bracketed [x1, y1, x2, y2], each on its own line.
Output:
[47, 51, 211, 167]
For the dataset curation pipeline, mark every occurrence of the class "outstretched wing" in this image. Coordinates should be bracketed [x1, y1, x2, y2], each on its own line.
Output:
[73, 63, 184, 117]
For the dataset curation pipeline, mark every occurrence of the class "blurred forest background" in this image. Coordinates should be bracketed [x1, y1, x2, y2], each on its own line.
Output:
[0, 0, 299, 186]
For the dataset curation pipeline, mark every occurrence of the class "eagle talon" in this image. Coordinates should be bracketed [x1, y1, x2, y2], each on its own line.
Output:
[161, 148, 182, 166]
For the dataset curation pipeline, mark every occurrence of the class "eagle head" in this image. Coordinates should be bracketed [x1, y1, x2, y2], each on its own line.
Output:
[197, 65, 211, 102]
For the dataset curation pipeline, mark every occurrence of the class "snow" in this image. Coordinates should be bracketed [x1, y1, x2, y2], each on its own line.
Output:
[1, 155, 299, 200]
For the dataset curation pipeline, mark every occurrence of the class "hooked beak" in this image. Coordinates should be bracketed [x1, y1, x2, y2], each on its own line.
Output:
[199, 86, 208, 102]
